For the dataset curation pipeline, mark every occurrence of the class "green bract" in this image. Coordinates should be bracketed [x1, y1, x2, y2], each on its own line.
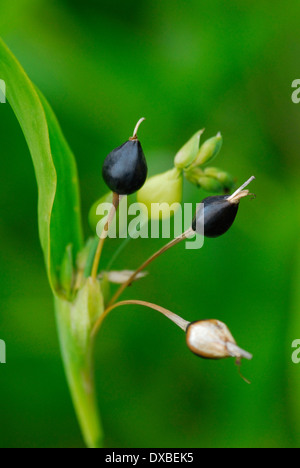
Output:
[137, 167, 183, 220]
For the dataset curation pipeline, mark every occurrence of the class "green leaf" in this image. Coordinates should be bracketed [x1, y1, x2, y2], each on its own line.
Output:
[60, 244, 74, 299]
[0, 38, 83, 293]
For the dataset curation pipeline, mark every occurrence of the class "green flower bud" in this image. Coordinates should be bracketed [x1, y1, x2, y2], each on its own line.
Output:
[184, 167, 204, 186]
[197, 176, 223, 192]
[185, 167, 222, 192]
[137, 168, 183, 220]
[204, 167, 235, 192]
[174, 129, 205, 169]
[192, 132, 223, 167]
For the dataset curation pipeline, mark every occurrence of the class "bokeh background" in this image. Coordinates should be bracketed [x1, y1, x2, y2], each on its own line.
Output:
[0, 0, 300, 448]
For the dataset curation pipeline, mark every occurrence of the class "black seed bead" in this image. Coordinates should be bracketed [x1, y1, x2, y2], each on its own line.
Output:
[102, 140, 148, 195]
[192, 195, 239, 238]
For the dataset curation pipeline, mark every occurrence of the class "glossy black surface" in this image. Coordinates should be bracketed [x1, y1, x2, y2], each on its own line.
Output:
[102, 139, 148, 195]
[192, 195, 239, 238]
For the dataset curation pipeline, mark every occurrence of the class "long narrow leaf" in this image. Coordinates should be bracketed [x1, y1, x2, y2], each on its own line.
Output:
[0, 38, 83, 292]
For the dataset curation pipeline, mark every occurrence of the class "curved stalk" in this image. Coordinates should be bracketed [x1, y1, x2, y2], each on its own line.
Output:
[92, 299, 190, 338]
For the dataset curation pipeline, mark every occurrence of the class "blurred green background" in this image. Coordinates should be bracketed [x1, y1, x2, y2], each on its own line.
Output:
[1, 0, 300, 448]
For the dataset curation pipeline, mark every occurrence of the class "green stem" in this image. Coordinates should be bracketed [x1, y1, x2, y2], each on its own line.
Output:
[55, 296, 103, 448]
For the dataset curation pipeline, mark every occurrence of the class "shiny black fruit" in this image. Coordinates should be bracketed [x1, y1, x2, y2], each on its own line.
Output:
[192, 176, 255, 238]
[102, 139, 148, 195]
[192, 195, 239, 238]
